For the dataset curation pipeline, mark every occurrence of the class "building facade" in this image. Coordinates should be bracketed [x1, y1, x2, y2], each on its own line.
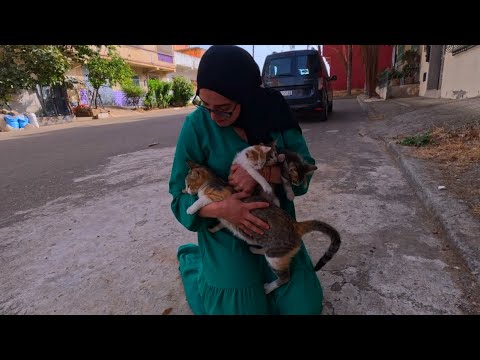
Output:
[419, 45, 480, 99]
[322, 45, 395, 92]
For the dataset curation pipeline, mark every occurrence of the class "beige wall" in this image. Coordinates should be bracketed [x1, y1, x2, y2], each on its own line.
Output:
[66, 65, 84, 80]
[440, 46, 480, 99]
[167, 69, 196, 82]
[111, 67, 171, 90]
[116, 45, 175, 71]
[418, 46, 430, 96]
[8, 90, 42, 114]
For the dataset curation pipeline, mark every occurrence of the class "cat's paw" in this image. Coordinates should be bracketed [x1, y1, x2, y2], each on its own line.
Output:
[286, 189, 295, 201]
[208, 224, 223, 233]
[273, 197, 281, 207]
[277, 154, 285, 162]
[262, 185, 273, 195]
[249, 246, 265, 255]
[186, 206, 196, 215]
[264, 282, 279, 295]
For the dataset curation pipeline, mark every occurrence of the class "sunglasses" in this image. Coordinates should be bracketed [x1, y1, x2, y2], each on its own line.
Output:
[192, 95, 238, 120]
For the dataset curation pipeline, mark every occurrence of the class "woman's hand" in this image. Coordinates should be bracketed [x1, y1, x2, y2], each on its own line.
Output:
[199, 191, 270, 236]
[220, 191, 270, 236]
[228, 164, 258, 194]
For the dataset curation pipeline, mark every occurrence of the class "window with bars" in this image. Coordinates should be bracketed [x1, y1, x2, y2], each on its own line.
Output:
[446, 45, 476, 55]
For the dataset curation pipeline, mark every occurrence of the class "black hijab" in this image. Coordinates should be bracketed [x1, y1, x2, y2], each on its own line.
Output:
[196, 45, 301, 145]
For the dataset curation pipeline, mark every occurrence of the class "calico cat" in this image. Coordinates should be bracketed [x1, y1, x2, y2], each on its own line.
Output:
[232, 144, 281, 206]
[184, 161, 235, 215]
[183, 160, 341, 295]
[260, 140, 318, 203]
[184, 144, 279, 214]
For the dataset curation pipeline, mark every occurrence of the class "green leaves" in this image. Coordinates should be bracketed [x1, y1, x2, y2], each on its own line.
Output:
[86, 54, 134, 90]
[171, 76, 194, 106]
[0, 45, 103, 106]
[398, 132, 433, 147]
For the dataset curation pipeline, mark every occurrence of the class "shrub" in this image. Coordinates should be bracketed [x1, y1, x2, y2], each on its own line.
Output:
[171, 76, 194, 106]
[121, 82, 146, 108]
[156, 81, 173, 109]
[398, 132, 433, 147]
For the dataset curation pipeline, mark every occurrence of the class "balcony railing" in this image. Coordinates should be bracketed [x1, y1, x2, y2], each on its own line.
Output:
[446, 45, 476, 56]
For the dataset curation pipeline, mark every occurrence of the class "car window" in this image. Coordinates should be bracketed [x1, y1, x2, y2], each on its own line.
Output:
[265, 54, 320, 79]
[297, 55, 317, 76]
[266, 57, 293, 77]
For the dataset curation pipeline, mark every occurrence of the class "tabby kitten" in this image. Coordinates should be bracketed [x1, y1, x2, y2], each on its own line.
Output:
[278, 148, 318, 188]
[260, 140, 318, 203]
[183, 161, 341, 295]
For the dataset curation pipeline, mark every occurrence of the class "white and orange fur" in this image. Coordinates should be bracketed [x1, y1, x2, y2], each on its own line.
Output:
[232, 145, 281, 206]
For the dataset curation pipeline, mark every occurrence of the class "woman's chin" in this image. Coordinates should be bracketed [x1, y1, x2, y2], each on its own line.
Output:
[214, 119, 231, 127]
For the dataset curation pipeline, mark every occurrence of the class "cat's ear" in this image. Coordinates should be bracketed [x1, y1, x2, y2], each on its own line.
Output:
[305, 164, 318, 175]
[186, 160, 200, 169]
[259, 145, 271, 154]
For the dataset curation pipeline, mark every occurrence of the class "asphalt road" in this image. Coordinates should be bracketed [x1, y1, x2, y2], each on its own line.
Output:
[0, 110, 189, 227]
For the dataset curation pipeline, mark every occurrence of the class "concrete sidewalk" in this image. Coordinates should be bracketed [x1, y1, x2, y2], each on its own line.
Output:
[0, 106, 194, 140]
[357, 95, 480, 283]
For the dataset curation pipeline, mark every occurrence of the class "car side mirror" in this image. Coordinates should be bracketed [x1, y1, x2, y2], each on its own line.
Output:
[330, 75, 337, 81]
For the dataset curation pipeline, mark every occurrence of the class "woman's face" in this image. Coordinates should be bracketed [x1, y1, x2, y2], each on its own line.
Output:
[198, 88, 241, 127]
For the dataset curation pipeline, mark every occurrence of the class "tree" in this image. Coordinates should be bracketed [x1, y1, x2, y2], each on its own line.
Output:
[324, 45, 353, 95]
[0, 49, 31, 108]
[347, 45, 352, 96]
[85, 52, 134, 108]
[0, 45, 104, 113]
[360, 45, 379, 98]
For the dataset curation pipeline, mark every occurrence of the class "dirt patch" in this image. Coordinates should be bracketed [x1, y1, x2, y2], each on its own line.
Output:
[413, 125, 480, 166]
[401, 124, 480, 219]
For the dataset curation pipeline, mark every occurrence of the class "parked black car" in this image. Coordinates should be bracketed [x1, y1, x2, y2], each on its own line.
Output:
[262, 49, 337, 121]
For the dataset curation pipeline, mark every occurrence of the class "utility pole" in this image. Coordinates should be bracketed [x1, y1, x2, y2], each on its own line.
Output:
[252, 45, 255, 58]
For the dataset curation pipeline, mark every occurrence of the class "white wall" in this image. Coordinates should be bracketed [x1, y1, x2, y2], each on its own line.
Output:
[440, 46, 480, 99]
[8, 90, 42, 114]
[419, 46, 430, 96]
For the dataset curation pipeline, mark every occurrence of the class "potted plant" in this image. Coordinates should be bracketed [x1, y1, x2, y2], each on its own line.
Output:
[402, 64, 417, 84]
[377, 67, 402, 87]
[377, 68, 392, 88]
[400, 49, 420, 84]
[389, 69, 403, 86]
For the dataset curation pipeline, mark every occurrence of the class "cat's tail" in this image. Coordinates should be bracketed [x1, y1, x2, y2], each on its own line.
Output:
[294, 220, 341, 271]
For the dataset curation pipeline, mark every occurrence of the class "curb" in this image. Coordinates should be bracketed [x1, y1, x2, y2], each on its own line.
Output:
[356, 95, 383, 120]
[384, 140, 480, 282]
[358, 94, 480, 281]
[356, 95, 370, 114]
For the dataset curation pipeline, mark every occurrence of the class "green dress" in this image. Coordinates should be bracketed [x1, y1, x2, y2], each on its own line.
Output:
[169, 108, 323, 315]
